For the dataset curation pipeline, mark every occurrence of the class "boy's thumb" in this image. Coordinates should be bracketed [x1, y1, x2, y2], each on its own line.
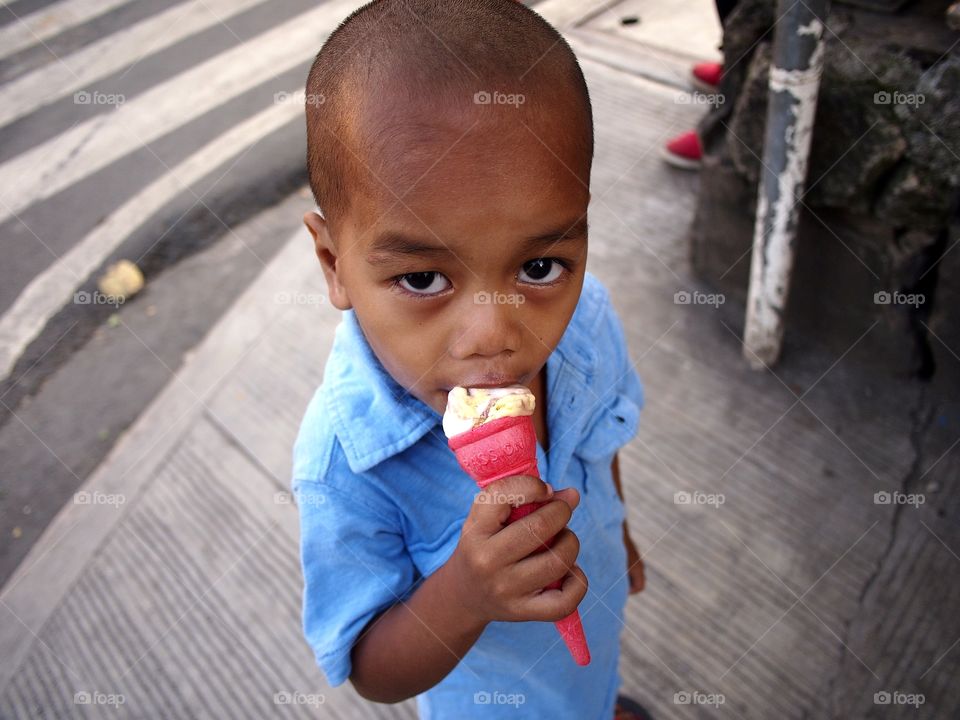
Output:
[550, 487, 580, 511]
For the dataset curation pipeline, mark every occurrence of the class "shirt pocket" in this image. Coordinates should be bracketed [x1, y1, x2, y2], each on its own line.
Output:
[575, 393, 640, 465]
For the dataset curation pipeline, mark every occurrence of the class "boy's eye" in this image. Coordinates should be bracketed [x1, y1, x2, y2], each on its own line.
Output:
[396, 271, 451, 296]
[518, 258, 566, 284]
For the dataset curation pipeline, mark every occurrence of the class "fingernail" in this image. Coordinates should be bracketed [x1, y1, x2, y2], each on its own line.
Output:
[545, 482, 554, 495]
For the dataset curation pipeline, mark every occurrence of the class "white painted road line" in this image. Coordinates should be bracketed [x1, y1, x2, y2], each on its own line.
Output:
[0, 92, 303, 380]
[0, 0, 136, 61]
[0, 0, 361, 226]
[0, 0, 269, 128]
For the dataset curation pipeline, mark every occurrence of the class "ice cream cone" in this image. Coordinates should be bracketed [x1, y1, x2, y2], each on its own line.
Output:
[448, 414, 591, 666]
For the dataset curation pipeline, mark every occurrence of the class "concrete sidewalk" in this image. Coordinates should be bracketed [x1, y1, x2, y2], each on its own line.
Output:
[3, 1, 958, 718]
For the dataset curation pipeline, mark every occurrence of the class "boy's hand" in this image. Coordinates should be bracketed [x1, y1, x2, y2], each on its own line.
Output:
[447, 475, 587, 625]
[623, 526, 645, 594]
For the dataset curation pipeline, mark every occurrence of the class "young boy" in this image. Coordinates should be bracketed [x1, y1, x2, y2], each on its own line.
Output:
[293, 1, 649, 717]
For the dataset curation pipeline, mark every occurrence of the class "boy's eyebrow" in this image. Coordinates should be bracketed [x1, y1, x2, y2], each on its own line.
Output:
[365, 217, 588, 266]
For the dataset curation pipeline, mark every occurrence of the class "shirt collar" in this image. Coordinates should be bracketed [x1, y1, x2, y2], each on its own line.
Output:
[324, 273, 606, 474]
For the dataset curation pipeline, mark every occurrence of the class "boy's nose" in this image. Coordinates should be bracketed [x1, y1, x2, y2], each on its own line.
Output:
[448, 297, 523, 360]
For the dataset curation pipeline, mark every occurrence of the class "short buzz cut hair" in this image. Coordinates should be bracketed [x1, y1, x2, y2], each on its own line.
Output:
[304, 0, 594, 230]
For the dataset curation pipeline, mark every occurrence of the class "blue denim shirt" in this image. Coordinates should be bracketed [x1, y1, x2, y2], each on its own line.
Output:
[292, 272, 644, 719]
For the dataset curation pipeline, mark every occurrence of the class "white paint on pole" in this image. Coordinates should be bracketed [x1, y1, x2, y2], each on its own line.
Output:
[743, 15, 826, 368]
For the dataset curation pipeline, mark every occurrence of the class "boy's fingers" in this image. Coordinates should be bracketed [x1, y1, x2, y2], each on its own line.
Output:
[510, 528, 580, 594]
[521, 564, 589, 623]
[490, 491, 579, 564]
[467, 475, 554, 535]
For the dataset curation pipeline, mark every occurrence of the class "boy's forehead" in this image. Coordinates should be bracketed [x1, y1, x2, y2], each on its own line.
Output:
[352, 99, 586, 206]
[327, 74, 590, 251]
[343, 162, 589, 261]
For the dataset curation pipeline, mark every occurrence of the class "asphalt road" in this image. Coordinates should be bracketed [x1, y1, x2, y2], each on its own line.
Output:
[0, 0, 354, 586]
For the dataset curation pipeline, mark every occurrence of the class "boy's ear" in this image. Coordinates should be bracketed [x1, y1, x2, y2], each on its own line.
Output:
[303, 211, 351, 310]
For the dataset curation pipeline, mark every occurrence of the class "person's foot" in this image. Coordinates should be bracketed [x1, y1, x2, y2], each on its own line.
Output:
[691, 60, 723, 93]
[614, 694, 654, 719]
[661, 130, 703, 170]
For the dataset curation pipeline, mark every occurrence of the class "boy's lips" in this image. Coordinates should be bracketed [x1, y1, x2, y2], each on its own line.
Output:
[442, 375, 524, 391]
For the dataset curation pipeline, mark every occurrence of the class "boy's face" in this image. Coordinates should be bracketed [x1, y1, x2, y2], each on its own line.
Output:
[305, 100, 590, 418]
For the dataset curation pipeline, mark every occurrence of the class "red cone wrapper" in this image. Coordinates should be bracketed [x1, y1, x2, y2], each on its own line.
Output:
[448, 414, 591, 666]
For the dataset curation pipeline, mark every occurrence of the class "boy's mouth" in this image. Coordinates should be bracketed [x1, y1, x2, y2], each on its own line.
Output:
[442, 374, 524, 391]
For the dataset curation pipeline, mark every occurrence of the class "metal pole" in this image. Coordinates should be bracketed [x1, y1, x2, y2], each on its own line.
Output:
[743, 0, 830, 368]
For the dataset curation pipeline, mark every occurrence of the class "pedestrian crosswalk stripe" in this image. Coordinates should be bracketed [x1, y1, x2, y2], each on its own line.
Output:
[0, 0, 134, 62]
[0, 0, 269, 128]
[0, 89, 303, 380]
[0, 0, 362, 227]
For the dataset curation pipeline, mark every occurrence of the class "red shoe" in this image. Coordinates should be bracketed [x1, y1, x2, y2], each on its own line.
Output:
[661, 130, 702, 170]
[691, 61, 723, 93]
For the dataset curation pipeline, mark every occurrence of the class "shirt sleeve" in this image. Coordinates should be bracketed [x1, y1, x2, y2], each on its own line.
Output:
[294, 473, 418, 687]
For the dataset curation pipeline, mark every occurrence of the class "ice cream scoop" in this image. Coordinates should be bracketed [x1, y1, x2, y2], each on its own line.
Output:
[444, 385, 591, 666]
[442, 385, 536, 439]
